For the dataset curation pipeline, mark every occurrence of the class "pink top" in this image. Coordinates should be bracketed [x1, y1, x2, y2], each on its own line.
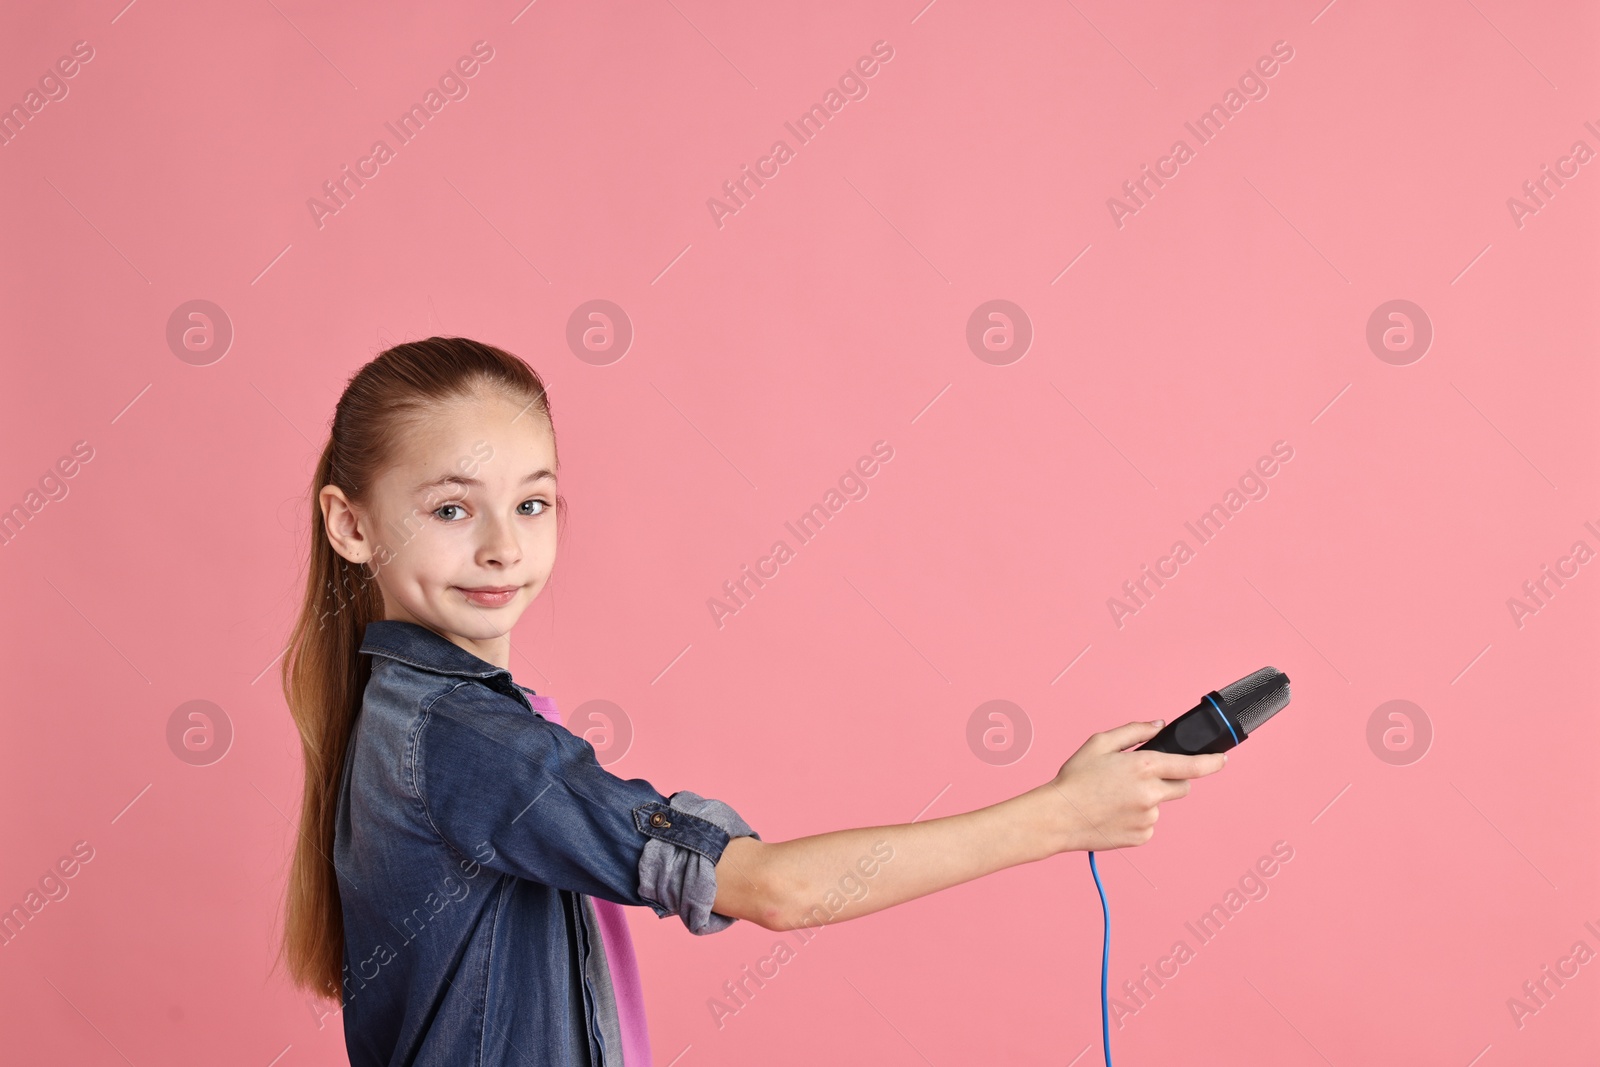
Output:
[524, 692, 654, 1067]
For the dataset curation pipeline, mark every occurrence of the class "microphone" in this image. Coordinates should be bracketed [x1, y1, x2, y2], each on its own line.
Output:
[1136, 666, 1292, 755]
[1087, 666, 1292, 1067]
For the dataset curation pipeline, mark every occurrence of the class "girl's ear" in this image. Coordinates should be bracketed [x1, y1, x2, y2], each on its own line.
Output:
[320, 484, 374, 565]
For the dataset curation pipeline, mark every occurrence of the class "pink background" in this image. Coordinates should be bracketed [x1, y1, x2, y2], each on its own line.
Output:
[2, 0, 1596, 1063]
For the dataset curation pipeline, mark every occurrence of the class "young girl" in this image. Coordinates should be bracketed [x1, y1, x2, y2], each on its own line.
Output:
[276, 336, 1225, 1066]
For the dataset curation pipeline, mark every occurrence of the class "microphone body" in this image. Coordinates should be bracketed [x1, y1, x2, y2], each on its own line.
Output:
[1137, 666, 1292, 755]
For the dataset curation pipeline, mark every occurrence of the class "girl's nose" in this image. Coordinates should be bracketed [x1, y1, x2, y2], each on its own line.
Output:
[477, 515, 522, 567]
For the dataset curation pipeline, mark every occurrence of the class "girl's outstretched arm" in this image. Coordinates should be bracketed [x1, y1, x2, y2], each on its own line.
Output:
[711, 718, 1227, 932]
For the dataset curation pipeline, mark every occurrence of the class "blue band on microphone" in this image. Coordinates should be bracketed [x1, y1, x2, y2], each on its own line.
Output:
[1205, 694, 1240, 746]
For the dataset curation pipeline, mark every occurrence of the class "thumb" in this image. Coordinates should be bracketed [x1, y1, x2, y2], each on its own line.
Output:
[1097, 718, 1165, 753]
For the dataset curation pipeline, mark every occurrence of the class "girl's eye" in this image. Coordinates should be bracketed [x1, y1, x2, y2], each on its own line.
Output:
[433, 500, 548, 521]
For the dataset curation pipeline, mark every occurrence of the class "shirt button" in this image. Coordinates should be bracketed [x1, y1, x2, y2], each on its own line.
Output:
[650, 812, 671, 828]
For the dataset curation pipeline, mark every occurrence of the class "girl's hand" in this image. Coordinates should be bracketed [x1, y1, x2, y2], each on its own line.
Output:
[1040, 719, 1228, 853]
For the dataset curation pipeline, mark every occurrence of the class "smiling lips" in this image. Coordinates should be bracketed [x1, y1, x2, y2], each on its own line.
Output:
[458, 585, 520, 608]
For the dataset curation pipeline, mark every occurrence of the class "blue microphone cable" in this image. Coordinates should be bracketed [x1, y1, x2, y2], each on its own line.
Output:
[1087, 850, 1112, 1067]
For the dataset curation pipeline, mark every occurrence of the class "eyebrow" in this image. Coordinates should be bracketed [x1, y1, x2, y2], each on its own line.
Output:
[413, 469, 556, 493]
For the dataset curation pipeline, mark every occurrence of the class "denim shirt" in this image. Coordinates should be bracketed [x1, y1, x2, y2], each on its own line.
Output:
[333, 619, 761, 1066]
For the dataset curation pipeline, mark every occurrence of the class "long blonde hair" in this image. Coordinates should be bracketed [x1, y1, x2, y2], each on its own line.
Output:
[275, 337, 558, 1000]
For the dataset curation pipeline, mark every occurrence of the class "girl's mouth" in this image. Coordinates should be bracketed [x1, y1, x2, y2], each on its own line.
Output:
[457, 586, 520, 608]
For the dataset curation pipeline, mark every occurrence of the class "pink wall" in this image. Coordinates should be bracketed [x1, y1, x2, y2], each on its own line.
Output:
[2, 0, 1596, 1063]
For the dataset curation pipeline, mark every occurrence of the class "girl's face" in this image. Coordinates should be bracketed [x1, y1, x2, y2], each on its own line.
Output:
[321, 389, 558, 668]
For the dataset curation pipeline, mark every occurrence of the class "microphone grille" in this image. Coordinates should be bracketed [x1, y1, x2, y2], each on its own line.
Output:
[1220, 667, 1292, 734]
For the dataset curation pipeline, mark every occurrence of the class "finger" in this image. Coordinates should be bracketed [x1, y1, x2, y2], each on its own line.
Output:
[1097, 719, 1166, 754]
[1156, 778, 1194, 802]
[1145, 750, 1228, 780]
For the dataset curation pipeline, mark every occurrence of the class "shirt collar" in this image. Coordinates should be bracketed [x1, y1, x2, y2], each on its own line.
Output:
[360, 619, 523, 686]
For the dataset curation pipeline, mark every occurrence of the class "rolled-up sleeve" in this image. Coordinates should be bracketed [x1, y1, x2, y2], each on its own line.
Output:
[414, 682, 760, 932]
[637, 790, 761, 935]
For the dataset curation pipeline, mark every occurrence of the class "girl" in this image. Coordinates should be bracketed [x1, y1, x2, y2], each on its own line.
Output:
[276, 336, 1225, 1066]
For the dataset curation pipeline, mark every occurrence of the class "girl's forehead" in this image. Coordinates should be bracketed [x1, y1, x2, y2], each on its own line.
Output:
[428, 391, 548, 427]
[390, 401, 555, 481]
